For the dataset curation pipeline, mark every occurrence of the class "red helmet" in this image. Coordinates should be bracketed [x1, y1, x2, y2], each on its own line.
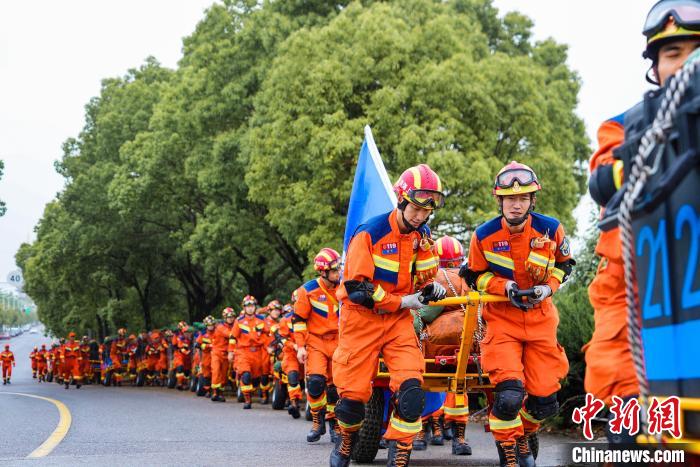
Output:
[314, 248, 341, 272]
[177, 321, 189, 332]
[435, 236, 465, 267]
[204, 315, 216, 326]
[222, 307, 235, 319]
[493, 161, 541, 196]
[393, 164, 445, 210]
[68, 331, 76, 339]
[4, 344, 9, 350]
[242, 295, 257, 307]
[267, 300, 282, 310]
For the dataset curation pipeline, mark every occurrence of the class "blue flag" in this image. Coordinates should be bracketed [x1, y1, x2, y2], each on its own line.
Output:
[342, 126, 397, 252]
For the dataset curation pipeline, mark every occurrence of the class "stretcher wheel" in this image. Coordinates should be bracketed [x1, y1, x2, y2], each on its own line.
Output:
[167, 370, 176, 389]
[271, 378, 288, 410]
[351, 387, 384, 463]
[529, 432, 539, 460]
[136, 370, 146, 387]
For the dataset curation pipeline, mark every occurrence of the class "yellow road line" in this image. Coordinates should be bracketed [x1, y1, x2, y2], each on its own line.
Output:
[0, 392, 72, 458]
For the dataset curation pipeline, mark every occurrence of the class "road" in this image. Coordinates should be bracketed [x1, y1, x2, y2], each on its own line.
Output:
[0, 329, 573, 466]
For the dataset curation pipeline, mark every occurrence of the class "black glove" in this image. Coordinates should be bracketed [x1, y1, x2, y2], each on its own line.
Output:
[344, 280, 375, 310]
[419, 282, 447, 304]
[458, 263, 469, 280]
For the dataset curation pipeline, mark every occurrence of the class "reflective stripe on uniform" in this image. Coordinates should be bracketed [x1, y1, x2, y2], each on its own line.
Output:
[488, 416, 523, 430]
[477, 272, 495, 291]
[415, 256, 438, 272]
[372, 284, 386, 302]
[444, 406, 470, 416]
[484, 251, 515, 270]
[519, 408, 542, 424]
[309, 395, 327, 409]
[389, 415, 422, 434]
[372, 254, 400, 272]
[293, 322, 307, 332]
[337, 419, 363, 431]
[551, 267, 565, 282]
[526, 251, 551, 268]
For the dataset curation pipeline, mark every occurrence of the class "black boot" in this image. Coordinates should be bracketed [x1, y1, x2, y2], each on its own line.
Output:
[496, 440, 519, 467]
[328, 418, 340, 443]
[516, 434, 536, 467]
[451, 422, 472, 455]
[307, 408, 326, 442]
[442, 417, 454, 440]
[329, 429, 357, 467]
[243, 391, 252, 409]
[288, 400, 301, 419]
[65, 381, 69, 389]
[386, 440, 413, 467]
[412, 421, 428, 451]
[430, 416, 444, 445]
[211, 389, 226, 402]
[378, 438, 388, 449]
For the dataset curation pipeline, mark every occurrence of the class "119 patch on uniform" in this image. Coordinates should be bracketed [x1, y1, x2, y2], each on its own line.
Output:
[381, 243, 398, 255]
[493, 240, 510, 252]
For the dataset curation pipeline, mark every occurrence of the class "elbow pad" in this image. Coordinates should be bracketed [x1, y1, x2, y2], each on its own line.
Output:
[554, 259, 576, 283]
[589, 160, 624, 208]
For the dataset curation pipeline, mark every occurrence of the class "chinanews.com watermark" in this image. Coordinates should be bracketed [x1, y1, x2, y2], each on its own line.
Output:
[567, 444, 685, 465]
[565, 393, 688, 465]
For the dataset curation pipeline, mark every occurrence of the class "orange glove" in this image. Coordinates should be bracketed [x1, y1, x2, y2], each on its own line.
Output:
[526, 236, 557, 283]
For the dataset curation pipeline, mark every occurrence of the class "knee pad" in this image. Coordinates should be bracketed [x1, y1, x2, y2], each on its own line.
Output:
[492, 380, 525, 421]
[525, 394, 559, 421]
[260, 374, 269, 385]
[241, 372, 252, 385]
[335, 398, 365, 425]
[326, 385, 339, 404]
[287, 371, 300, 386]
[394, 378, 425, 422]
[306, 374, 327, 399]
[176, 365, 184, 373]
[252, 377, 260, 387]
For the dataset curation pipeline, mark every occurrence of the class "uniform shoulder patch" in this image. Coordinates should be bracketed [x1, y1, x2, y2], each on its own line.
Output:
[475, 216, 503, 241]
[560, 236, 571, 256]
[381, 242, 398, 255]
[303, 279, 320, 293]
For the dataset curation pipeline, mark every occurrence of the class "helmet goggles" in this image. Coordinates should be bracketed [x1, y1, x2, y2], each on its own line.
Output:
[644, 1, 700, 38]
[495, 168, 537, 190]
[406, 189, 445, 209]
[243, 299, 256, 307]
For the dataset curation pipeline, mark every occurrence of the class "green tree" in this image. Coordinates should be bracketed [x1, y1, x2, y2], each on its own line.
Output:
[246, 0, 589, 264]
[0, 159, 6, 216]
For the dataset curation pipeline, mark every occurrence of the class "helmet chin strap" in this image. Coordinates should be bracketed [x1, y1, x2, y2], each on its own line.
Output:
[321, 271, 340, 286]
[498, 195, 535, 226]
[398, 200, 428, 233]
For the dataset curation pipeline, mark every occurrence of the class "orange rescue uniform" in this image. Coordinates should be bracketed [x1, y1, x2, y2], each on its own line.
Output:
[467, 213, 570, 442]
[583, 113, 640, 405]
[211, 321, 236, 391]
[60, 339, 83, 382]
[232, 315, 269, 395]
[334, 209, 439, 441]
[1, 350, 15, 381]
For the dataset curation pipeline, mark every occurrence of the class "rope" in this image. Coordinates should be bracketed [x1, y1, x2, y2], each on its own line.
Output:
[618, 52, 700, 437]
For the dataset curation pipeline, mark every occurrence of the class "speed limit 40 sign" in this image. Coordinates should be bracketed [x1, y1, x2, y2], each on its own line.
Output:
[7, 269, 23, 288]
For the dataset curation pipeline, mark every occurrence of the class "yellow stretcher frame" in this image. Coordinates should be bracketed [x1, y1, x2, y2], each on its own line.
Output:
[375, 291, 508, 394]
[637, 396, 700, 455]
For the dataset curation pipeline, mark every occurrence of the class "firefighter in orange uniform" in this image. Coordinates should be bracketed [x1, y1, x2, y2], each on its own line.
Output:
[261, 300, 283, 402]
[331, 164, 447, 467]
[80, 337, 92, 382]
[211, 307, 236, 402]
[110, 328, 128, 386]
[37, 344, 48, 382]
[61, 332, 83, 389]
[48, 343, 59, 383]
[232, 295, 269, 409]
[145, 330, 162, 385]
[1, 344, 15, 385]
[277, 303, 303, 418]
[584, 1, 700, 449]
[294, 248, 342, 443]
[462, 161, 574, 467]
[196, 315, 215, 397]
[30, 346, 38, 378]
[172, 321, 193, 390]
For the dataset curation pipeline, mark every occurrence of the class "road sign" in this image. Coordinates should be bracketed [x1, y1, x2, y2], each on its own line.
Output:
[7, 270, 23, 288]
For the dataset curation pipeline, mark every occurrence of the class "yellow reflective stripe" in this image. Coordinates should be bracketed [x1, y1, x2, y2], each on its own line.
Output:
[477, 272, 494, 292]
[309, 299, 330, 313]
[389, 415, 422, 434]
[409, 167, 422, 189]
[613, 160, 624, 189]
[455, 393, 466, 407]
[444, 407, 470, 416]
[484, 251, 515, 270]
[526, 251, 550, 268]
[337, 419, 363, 430]
[241, 384, 254, 391]
[372, 254, 400, 272]
[239, 324, 250, 332]
[228, 338, 236, 344]
[415, 256, 438, 272]
[551, 268, 565, 282]
[519, 408, 541, 424]
[372, 284, 386, 302]
[309, 395, 327, 409]
[326, 404, 336, 414]
[293, 322, 307, 332]
[488, 416, 523, 430]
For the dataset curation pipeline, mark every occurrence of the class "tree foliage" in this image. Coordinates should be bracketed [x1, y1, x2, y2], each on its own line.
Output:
[19, 0, 589, 338]
[0, 159, 6, 217]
